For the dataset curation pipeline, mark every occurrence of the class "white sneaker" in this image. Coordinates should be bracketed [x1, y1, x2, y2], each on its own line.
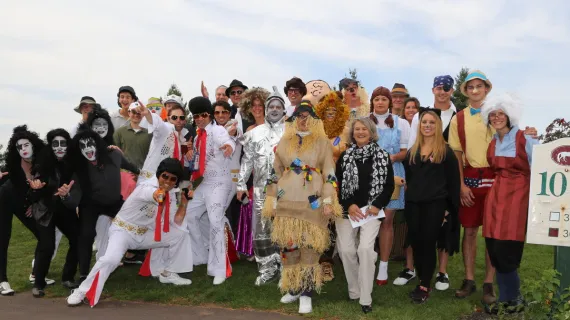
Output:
[298, 296, 312, 314]
[66, 289, 86, 306]
[0, 281, 15, 296]
[159, 273, 192, 286]
[29, 274, 55, 285]
[213, 276, 226, 285]
[280, 293, 301, 304]
[435, 272, 450, 291]
[393, 268, 416, 286]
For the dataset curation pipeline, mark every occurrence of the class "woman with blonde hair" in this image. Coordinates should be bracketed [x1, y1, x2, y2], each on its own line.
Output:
[404, 109, 460, 303]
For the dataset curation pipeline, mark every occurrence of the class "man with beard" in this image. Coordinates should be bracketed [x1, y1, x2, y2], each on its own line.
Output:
[339, 78, 370, 123]
[284, 77, 306, 117]
[236, 86, 286, 286]
[390, 83, 410, 117]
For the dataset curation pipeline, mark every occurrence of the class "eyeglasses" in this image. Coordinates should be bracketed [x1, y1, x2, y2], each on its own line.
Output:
[287, 88, 300, 95]
[489, 112, 507, 119]
[194, 112, 210, 119]
[129, 110, 141, 115]
[347, 87, 357, 93]
[160, 173, 178, 182]
[230, 90, 243, 96]
[214, 110, 230, 115]
[170, 115, 186, 121]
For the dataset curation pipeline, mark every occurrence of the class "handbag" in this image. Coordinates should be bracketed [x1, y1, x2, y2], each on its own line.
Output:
[391, 176, 405, 200]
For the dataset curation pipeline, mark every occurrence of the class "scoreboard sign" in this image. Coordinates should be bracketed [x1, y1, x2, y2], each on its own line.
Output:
[527, 138, 570, 246]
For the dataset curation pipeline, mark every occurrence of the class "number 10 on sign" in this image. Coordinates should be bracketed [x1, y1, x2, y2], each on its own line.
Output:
[537, 171, 568, 197]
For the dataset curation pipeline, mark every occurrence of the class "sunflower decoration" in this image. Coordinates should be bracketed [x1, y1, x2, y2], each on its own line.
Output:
[315, 91, 350, 139]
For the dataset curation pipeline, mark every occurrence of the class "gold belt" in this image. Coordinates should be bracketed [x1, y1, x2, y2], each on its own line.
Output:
[113, 217, 149, 236]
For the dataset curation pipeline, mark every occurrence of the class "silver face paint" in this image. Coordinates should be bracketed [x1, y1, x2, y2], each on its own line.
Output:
[52, 136, 67, 159]
[266, 100, 285, 123]
[16, 139, 33, 159]
[79, 138, 97, 161]
[91, 118, 109, 138]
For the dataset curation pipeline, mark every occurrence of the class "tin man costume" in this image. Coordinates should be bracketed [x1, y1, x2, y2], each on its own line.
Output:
[237, 86, 286, 285]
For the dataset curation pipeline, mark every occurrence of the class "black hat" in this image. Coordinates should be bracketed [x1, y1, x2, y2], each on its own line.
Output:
[225, 79, 248, 97]
[189, 96, 213, 116]
[286, 100, 319, 122]
[418, 107, 442, 119]
[117, 86, 138, 104]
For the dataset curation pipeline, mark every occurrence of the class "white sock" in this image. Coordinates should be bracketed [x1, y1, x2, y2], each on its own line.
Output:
[377, 261, 389, 280]
[161, 271, 171, 277]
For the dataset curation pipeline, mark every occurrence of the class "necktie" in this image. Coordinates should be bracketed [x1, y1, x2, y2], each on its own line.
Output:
[154, 192, 170, 242]
[172, 132, 184, 167]
[470, 107, 481, 115]
[192, 129, 207, 180]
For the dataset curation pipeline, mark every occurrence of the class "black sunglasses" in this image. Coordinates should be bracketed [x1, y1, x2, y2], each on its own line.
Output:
[170, 115, 186, 121]
[230, 90, 243, 96]
[194, 112, 210, 119]
[160, 173, 178, 182]
[347, 87, 356, 93]
[214, 110, 230, 115]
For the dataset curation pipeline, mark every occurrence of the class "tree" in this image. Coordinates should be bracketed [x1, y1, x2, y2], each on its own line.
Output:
[165, 83, 190, 115]
[451, 67, 469, 111]
[539, 118, 570, 143]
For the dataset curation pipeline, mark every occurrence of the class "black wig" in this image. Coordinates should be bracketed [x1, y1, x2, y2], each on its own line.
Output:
[6, 125, 45, 187]
[156, 158, 184, 187]
[33, 128, 72, 180]
[86, 105, 115, 146]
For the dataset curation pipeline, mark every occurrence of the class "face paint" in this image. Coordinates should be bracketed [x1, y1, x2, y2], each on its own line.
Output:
[91, 118, 109, 138]
[79, 138, 97, 161]
[266, 100, 285, 123]
[52, 136, 67, 159]
[16, 139, 33, 159]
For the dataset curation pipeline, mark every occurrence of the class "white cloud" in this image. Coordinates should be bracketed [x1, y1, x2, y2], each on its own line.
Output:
[0, 0, 568, 142]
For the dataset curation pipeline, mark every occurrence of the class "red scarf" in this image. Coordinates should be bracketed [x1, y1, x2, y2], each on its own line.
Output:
[172, 132, 184, 167]
[192, 128, 207, 180]
[154, 192, 170, 241]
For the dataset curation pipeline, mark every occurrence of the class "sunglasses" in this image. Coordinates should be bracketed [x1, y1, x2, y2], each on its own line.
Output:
[214, 110, 230, 115]
[230, 90, 243, 96]
[170, 115, 186, 121]
[347, 87, 356, 93]
[160, 173, 178, 182]
[129, 110, 141, 115]
[194, 112, 210, 119]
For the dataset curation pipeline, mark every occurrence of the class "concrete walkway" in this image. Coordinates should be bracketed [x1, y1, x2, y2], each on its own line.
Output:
[0, 292, 302, 320]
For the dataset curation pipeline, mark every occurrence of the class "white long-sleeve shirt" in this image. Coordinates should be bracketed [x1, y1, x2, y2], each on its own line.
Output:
[194, 123, 236, 182]
[139, 113, 188, 183]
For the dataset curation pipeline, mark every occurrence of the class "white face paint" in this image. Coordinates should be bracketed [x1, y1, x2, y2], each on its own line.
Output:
[91, 118, 109, 138]
[79, 138, 97, 161]
[16, 139, 33, 159]
[266, 100, 285, 123]
[52, 136, 67, 159]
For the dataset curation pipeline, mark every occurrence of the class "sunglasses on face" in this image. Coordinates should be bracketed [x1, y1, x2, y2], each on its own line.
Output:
[214, 110, 230, 115]
[194, 112, 210, 119]
[347, 87, 357, 93]
[170, 115, 186, 121]
[129, 110, 141, 115]
[160, 173, 178, 182]
[230, 90, 243, 96]
[288, 88, 300, 95]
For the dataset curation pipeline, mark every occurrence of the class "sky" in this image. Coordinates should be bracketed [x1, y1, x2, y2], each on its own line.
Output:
[1, 0, 569, 145]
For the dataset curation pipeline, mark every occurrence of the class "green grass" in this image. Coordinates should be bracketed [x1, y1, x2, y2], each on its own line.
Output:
[7, 219, 553, 319]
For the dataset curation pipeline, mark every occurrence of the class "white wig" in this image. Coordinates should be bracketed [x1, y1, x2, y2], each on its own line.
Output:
[481, 93, 522, 127]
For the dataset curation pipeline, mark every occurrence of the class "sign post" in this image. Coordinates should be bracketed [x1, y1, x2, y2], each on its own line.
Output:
[527, 138, 570, 292]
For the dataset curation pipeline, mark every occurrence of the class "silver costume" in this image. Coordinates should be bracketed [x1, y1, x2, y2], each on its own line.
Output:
[237, 86, 285, 285]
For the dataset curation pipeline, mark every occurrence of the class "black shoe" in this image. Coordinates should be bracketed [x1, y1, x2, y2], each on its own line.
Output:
[79, 275, 87, 284]
[410, 285, 429, 304]
[123, 253, 145, 265]
[393, 268, 416, 286]
[361, 305, 372, 314]
[504, 296, 525, 314]
[62, 280, 79, 290]
[32, 287, 45, 298]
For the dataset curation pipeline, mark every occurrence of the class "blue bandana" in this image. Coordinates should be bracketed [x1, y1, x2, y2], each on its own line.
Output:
[433, 75, 454, 89]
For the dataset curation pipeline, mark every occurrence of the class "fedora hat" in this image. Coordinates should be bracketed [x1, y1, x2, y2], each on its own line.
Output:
[225, 79, 248, 97]
[391, 83, 409, 97]
[460, 70, 493, 97]
[74, 96, 100, 114]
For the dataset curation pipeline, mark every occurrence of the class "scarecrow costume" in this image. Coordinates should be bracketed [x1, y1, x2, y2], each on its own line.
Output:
[262, 101, 342, 311]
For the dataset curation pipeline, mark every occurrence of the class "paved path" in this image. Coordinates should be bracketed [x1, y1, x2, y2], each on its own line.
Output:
[0, 292, 302, 320]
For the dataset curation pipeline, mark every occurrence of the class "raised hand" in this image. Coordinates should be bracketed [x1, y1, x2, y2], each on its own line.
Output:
[55, 180, 75, 197]
[28, 179, 46, 190]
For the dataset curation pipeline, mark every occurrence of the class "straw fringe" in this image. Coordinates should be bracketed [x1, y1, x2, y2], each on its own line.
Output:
[279, 263, 324, 294]
[262, 195, 276, 219]
[271, 217, 330, 253]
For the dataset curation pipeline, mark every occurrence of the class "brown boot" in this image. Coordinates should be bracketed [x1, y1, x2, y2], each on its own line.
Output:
[482, 282, 497, 305]
[455, 279, 476, 298]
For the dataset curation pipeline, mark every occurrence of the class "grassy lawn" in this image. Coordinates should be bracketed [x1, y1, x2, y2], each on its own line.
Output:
[6, 219, 553, 319]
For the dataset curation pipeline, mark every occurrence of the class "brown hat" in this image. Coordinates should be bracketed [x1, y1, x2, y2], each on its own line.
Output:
[370, 86, 392, 113]
[391, 83, 409, 97]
